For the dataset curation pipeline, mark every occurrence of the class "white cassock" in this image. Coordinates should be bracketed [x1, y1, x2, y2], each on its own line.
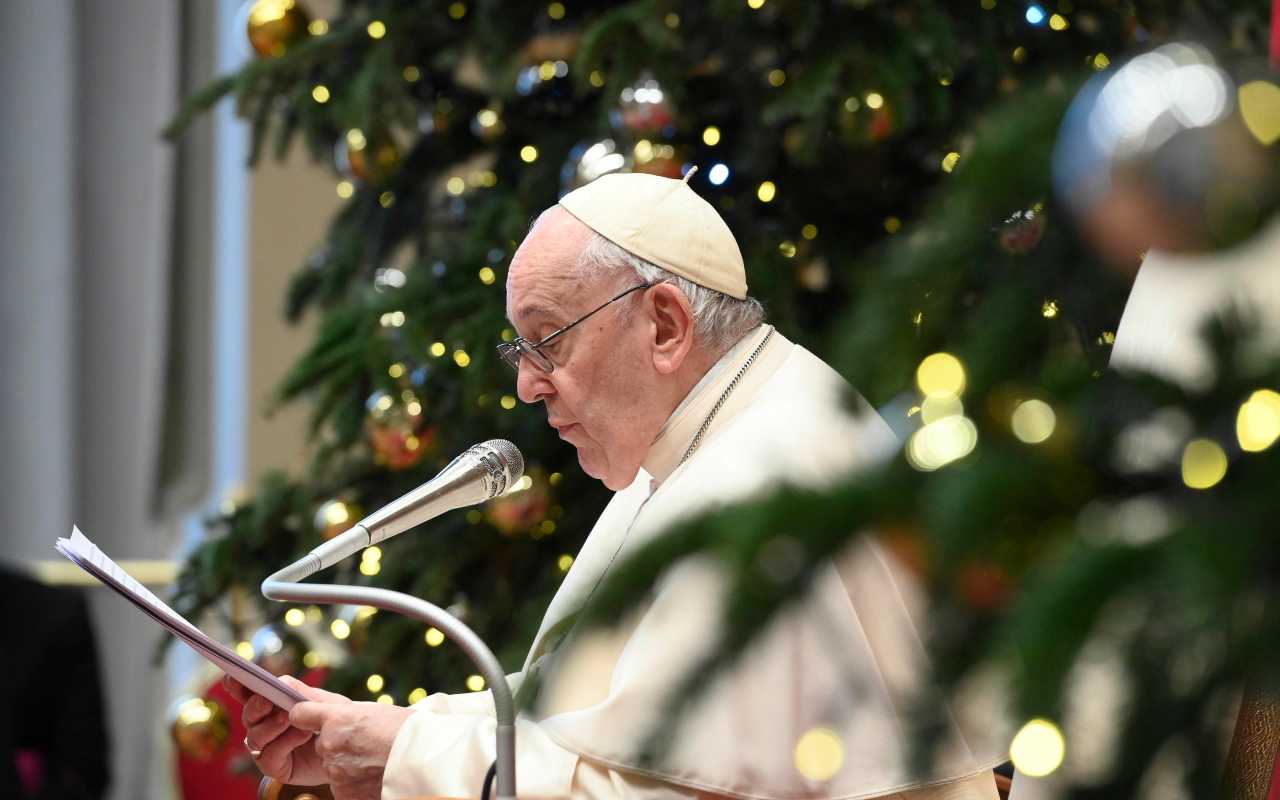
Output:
[384, 324, 1007, 800]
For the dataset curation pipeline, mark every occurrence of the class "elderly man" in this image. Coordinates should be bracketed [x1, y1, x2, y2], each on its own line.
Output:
[231, 172, 1004, 800]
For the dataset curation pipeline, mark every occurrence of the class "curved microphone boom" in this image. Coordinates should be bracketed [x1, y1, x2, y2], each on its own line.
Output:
[288, 439, 524, 579]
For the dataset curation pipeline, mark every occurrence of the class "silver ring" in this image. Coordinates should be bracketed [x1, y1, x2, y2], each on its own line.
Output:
[244, 735, 263, 758]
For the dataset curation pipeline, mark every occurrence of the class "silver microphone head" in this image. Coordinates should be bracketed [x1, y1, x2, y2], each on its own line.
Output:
[467, 439, 525, 498]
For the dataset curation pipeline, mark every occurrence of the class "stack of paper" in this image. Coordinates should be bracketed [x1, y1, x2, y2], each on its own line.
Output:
[56, 527, 307, 710]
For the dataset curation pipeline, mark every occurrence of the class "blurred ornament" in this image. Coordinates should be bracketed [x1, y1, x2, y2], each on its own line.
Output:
[169, 696, 230, 761]
[561, 139, 629, 192]
[314, 498, 361, 540]
[485, 470, 550, 536]
[365, 390, 435, 470]
[1054, 42, 1280, 269]
[251, 623, 301, 676]
[335, 129, 401, 185]
[997, 204, 1048, 255]
[955, 560, 1012, 610]
[797, 257, 831, 291]
[514, 34, 578, 116]
[614, 73, 676, 137]
[631, 139, 688, 179]
[244, 0, 311, 58]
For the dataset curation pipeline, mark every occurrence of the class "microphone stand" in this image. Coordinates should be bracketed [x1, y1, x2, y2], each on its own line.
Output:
[262, 561, 517, 800]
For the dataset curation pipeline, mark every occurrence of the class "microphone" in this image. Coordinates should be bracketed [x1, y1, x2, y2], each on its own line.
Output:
[301, 439, 524, 575]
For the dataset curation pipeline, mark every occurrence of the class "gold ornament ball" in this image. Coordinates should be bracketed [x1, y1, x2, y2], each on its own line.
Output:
[484, 471, 551, 536]
[245, 0, 311, 58]
[169, 696, 230, 761]
[365, 390, 434, 470]
[343, 135, 401, 185]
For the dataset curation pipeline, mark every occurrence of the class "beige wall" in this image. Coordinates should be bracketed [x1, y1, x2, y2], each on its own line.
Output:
[246, 146, 338, 481]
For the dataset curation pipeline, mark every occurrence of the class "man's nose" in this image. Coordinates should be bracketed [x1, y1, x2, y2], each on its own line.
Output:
[515, 359, 552, 404]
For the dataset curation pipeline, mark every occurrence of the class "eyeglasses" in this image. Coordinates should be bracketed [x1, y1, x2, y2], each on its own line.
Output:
[497, 283, 652, 373]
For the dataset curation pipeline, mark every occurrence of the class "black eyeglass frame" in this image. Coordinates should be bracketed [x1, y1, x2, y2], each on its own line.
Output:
[496, 282, 653, 373]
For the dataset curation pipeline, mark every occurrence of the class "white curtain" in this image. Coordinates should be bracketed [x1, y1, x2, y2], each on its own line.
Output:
[1, 2, 230, 797]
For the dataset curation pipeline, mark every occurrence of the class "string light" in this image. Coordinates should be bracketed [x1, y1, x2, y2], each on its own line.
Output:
[408, 688, 428, 704]
[768, 69, 787, 87]
[664, 12, 680, 28]
[757, 181, 777, 202]
[865, 92, 885, 109]
[1092, 53, 1110, 70]
[801, 224, 818, 239]
[367, 20, 386, 38]
[907, 415, 978, 471]
[367, 674, 385, 692]
[794, 727, 845, 781]
[941, 151, 961, 173]
[500, 395, 517, 410]
[285, 608, 306, 626]
[377, 694, 394, 704]
[1182, 439, 1228, 489]
[779, 241, 797, 258]
[346, 129, 367, 150]
[1024, 4, 1046, 25]
[402, 65, 421, 82]
[1012, 46, 1028, 64]
[466, 675, 486, 691]
[1009, 718, 1065, 777]
[236, 641, 255, 659]
[520, 145, 539, 163]
[708, 163, 730, 185]
[1011, 399, 1056, 444]
[311, 85, 330, 103]
[916, 352, 966, 397]
[478, 266, 496, 285]
[702, 126, 722, 146]
[446, 176, 466, 195]
[453, 349, 471, 368]
[308, 19, 329, 35]
[589, 70, 605, 87]
[378, 191, 395, 208]
[884, 216, 902, 233]
[747, 0, 766, 8]
[843, 96, 860, 112]
[303, 651, 322, 668]
[425, 627, 445, 647]
[1237, 389, 1280, 451]
[331, 619, 351, 639]
[430, 342, 446, 357]
[547, 2, 565, 19]
[1049, 13, 1069, 30]
[1041, 300, 1059, 318]
[448, 2, 467, 19]
[558, 554, 574, 572]
[336, 181, 354, 199]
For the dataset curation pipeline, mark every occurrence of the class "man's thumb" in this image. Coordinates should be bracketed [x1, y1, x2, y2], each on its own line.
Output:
[289, 701, 327, 732]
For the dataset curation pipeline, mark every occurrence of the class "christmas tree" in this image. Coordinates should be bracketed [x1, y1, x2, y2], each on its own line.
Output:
[165, 0, 1278, 794]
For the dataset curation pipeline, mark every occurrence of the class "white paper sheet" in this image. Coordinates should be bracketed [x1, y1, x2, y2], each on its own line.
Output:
[56, 526, 307, 710]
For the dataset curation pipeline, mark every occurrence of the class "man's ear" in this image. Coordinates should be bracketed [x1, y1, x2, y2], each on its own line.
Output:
[646, 283, 697, 374]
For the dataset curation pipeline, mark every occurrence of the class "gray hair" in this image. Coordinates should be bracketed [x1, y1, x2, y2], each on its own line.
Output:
[576, 230, 765, 355]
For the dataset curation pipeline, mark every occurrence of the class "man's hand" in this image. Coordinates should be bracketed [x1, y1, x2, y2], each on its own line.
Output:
[225, 675, 414, 800]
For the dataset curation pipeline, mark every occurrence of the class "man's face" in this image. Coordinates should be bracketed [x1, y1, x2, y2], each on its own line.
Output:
[505, 209, 664, 490]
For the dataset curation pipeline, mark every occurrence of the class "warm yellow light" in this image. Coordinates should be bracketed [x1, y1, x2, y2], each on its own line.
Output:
[363, 546, 381, 562]
[284, 608, 306, 627]
[520, 145, 539, 163]
[236, 641, 255, 659]
[768, 69, 787, 87]
[356, 605, 377, 620]
[311, 85, 330, 103]
[367, 674, 385, 693]
[331, 619, 351, 639]
[757, 181, 777, 202]
[425, 627, 445, 647]
[589, 70, 605, 88]
[1012, 46, 1028, 63]
[1041, 300, 1059, 318]
[1012, 399, 1056, 444]
[557, 554, 574, 572]
[303, 650, 322, 668]
[177, 697, 215, 725]
[1092, 53, 1110, 70]
[500, 395, 517, 410]
[1239, 81, 1280, 146]
[448, 2, 467, 19]
[466, 675, 486, 691]
[367, 20, 386, 39]
[378, 191, 395, 208]
[633, 139, 654, 162]
[941, 151, 961, 173]
[539, 520, 557, 535]
[501, 328, 515, 343]
[408, 687, 428, 704]
[1238, 389, 1280, 451]
[336, 181, 354, 199]
[402, 65, 421, 82]
[779, 241, 797, 258]
[801, 224, 818, 240]
[793, 727, 845, 781]
[920, 394, 963, 425]
[702, 126, 722, 146]
[478, 266, 496, 285]
[307, 606, 323, 623]
[906, 415, 978, 471]
[865, 92, 885, 109]
[359, 560, 380, 576]
[664, 12, 680, 28]
[547, 2, 566, 19]
[1009, 718, 1065, 777]
[538, 61, 557, 81]
[884, 216, 902, 234]
[446, 176, 466, 196]
[404, 435, 420, 451]
[1049, 13, 1068, 30]
[843, 96, 860, 112]
[1182, 438, 1228, 489]
[430, 342, 446, 357]
[308, 19, 329, 35]
[747, 0, 766, 8]
[376, 694, 393, 704]
[916, 352, 966, 397]
[374, 393, 394, 412]
[346, 129, 367, 150]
